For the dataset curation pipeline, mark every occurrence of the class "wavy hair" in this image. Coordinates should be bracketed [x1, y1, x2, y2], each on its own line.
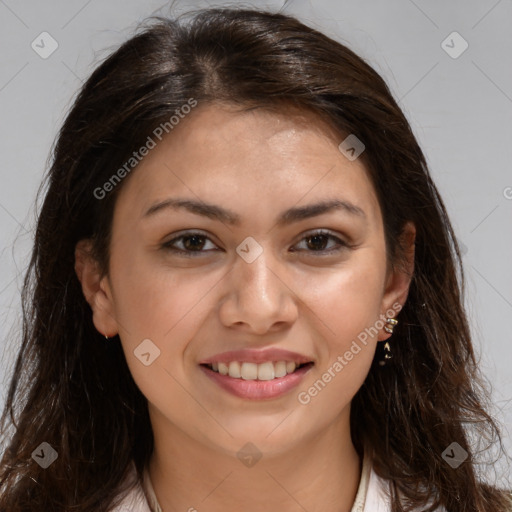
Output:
[0, 7, 510, 511]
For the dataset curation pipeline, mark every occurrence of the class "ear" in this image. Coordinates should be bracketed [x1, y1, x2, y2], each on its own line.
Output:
[378, 221, 416, 341]
[74, 239, 118, 338]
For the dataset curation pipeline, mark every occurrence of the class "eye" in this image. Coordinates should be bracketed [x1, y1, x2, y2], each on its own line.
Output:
[291, 230, 348, 254]
[161, 229, 348, 257]
[161, 231, 218, 257]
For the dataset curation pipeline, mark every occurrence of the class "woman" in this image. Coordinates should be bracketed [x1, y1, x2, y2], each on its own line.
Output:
[0, 7, 510, 512]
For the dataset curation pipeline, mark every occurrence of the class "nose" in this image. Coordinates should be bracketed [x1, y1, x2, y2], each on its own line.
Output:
[218, 246, 299, 335]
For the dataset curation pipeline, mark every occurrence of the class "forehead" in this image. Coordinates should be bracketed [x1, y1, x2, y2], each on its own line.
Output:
[113, 102, 381, 228]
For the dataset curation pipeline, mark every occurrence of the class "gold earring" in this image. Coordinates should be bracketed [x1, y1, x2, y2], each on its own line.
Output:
[378, 318, 398, 366]
[378, 341, 392, 366]
[383, 317, 398, 334]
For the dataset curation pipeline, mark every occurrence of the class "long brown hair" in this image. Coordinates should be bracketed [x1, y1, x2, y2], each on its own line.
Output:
[0, 7, 509, 511]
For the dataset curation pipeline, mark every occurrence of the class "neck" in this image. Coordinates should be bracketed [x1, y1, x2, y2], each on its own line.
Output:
[146, 406, 362, 512]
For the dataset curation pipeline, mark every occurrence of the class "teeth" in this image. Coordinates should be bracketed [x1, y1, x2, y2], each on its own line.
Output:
[241, 362, 258, 380]
[286, 361, 296, 374]
[209, 361, 300, 380]
[274, 361, 287, 378]
[257, 362, 274, 381]
[229, 361, 241, 378]
[218, 362, 228, 375]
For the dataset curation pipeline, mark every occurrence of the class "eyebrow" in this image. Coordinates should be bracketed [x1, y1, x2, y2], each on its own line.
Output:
[142, 197, 366, 226]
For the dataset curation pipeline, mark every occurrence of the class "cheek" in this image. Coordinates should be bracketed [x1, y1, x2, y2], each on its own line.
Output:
[295, 263, 384, 415]
[300, 254, 386, 353]
[110, 259, 215, 411]
[109, 248, 225, 382]
[109, 244, 206, 338]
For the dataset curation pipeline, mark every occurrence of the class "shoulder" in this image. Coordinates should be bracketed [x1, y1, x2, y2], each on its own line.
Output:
[364, 466, 447, 512]
[108, 461, 152, 512]
[109, 488, 151, 512]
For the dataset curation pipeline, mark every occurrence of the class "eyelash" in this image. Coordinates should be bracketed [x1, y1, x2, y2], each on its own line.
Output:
[161, 230, 349, 257]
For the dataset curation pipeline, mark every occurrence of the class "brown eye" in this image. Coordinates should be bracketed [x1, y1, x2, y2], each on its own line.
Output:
[292, 230, 348, 254]
[305, 234, 330, 251]
[181, 234, 207, 251]
[162, 232, 218, 256]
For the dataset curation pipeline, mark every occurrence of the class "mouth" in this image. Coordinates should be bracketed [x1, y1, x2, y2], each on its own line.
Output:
[198, 361, 315, 400]
[200, 361, 314, 381]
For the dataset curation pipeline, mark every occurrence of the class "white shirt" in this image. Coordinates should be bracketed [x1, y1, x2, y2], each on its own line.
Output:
[110, 453, 444, 512]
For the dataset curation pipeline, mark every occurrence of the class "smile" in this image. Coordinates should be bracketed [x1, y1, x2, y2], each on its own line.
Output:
[199, 361, 314, 400]
[204, 360, 310, 380]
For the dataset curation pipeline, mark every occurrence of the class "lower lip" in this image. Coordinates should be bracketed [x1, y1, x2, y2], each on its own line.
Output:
[199, 363, 314, 400]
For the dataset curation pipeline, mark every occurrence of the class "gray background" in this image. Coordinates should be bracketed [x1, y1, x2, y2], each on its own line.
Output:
[1, 0, 511, 476]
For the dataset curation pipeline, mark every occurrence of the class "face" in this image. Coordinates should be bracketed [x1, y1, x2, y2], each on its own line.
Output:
[76, 102, 413, 459]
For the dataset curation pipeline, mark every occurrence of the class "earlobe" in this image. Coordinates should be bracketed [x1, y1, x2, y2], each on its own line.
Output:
[74, 239, 118, 337]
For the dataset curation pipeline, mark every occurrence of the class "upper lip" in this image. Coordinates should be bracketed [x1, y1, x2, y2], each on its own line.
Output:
[199, 348, 314, 365]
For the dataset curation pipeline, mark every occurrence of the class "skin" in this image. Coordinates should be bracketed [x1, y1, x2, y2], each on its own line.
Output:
[75, 102, 415, 512]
